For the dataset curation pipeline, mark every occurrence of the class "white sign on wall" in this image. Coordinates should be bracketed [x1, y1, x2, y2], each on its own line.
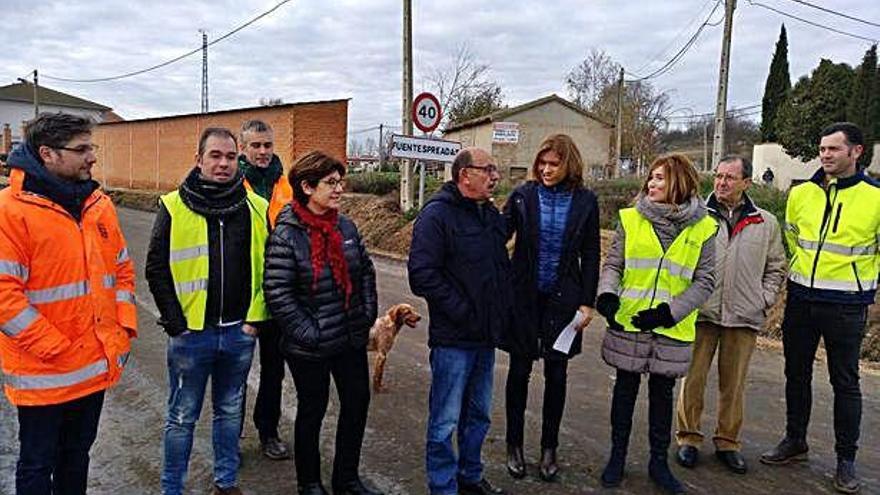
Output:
[389, 134, 461, 163]
[492, 122, 519, 144]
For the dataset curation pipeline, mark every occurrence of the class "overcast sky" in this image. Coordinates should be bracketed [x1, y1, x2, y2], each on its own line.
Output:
[2, 0, 877, 142]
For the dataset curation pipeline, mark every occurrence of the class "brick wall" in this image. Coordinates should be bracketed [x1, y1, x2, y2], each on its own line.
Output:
[92, 100, 348, 190]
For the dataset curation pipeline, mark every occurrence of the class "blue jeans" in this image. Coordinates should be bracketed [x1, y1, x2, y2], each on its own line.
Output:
[161, 323, 256, 495]
[426, 346, 495, 495]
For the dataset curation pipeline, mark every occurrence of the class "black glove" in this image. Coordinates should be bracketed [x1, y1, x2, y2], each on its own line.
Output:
[595, 293, 624, 331]
[631, 303, 675, 332]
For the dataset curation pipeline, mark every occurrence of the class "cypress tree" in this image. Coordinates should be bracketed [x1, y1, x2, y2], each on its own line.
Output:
[777, 60, 854, 161]
[846, 45, 877, 168]
[761, 24, 791, 142]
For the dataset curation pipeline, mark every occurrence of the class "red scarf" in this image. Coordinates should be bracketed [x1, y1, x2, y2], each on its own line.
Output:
[291, 200, 353, 308]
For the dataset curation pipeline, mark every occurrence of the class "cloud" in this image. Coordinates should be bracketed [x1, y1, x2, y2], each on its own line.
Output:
[1, 0, 875, 137]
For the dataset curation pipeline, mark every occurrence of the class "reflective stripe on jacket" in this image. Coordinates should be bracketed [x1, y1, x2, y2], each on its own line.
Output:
[0, 169, 136, 406]
[159, 190, 270, 330]
[244, 176, 293, 229]
[616, 207, 717, 342]
[785, 171, 880, 302]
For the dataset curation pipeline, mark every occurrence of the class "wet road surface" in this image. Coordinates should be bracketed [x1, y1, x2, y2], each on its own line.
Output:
[1, 206, 878, 494]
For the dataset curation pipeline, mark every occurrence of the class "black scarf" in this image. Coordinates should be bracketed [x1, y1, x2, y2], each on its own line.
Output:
[179, 166, 248, 217]
[8, 142, 98, 221]
[238, 154, 283, 201]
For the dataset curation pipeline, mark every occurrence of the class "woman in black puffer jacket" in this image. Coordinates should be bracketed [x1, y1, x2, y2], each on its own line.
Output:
[263, 151, 380, 495]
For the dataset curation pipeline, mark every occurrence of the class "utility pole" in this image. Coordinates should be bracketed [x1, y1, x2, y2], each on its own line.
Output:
[18, 70, 38, 118]
[378, 124, 385, 171]
[614, 67, 624, 178]
[200, 30, 209, 113]
[703, 121, 710, 171]
[400, 0, 414, 211]
[711, 0, 736, 165]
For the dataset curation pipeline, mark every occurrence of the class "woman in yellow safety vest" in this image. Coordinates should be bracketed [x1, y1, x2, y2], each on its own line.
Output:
[595, 153, 718, 494]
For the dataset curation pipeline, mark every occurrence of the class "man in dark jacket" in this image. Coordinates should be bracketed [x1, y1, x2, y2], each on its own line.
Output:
[237, 119, 291, 461]
[409, 147, 512, 495]
[146, 127, 271, 495]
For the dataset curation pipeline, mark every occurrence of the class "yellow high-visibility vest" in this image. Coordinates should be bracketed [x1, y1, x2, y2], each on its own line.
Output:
[616, 207, 718, 343]
[785, 176, 880, 295]
[160, 190, 270, 330]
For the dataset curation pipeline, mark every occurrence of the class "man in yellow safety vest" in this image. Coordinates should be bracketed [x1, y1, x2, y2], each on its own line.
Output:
[760, 122, 880, 495]
[146, 127, 270, 495]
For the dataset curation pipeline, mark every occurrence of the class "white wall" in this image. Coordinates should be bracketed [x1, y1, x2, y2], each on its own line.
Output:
[752, 143, 820, 190]
[753, 142, 880, 190]
[0, 101, 105, 142]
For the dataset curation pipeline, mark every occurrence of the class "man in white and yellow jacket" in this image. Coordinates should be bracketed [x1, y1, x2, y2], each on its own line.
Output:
[760, 123, 880, 495]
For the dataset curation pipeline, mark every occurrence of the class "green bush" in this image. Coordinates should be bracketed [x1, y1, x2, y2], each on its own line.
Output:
[583, 175, 788, 231]
[345, 172, 400, 195]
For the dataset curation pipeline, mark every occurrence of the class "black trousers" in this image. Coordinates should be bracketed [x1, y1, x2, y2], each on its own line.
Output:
[610, 369, 676, 459]
[287, 346, 371, 487]
[782, 297, 867, 460]
[16, 390, 105, 495]
[253, 320, 290, 441]
[505, 354, 569, 449]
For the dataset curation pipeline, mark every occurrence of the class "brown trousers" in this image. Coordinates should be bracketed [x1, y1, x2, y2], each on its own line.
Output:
[675, 322, 757, 451]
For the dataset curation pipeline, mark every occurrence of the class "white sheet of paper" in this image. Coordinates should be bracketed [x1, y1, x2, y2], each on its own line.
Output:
[552, 310, 585, 354]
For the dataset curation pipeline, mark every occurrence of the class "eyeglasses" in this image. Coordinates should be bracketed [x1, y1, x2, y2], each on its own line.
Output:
[714, 173, 743, 183]
[320, 178, 346, 189]
[55, 144, 100, 154]
[466, 164, 499, 174]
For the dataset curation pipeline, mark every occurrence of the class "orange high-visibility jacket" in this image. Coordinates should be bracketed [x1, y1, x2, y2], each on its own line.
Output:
[0, 169, 137, 406]
[244, 175, 292, 229]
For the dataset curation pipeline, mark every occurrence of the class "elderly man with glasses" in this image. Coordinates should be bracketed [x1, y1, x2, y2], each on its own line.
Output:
[674, 154, 786, 475]
[409, 147, 513, 495]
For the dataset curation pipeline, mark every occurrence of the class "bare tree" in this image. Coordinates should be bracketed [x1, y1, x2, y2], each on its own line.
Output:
[427, 43, 505, 127]
[565, 48, 620, 109]
[259, 97, 284, 106]
[566, 49, 672, 171]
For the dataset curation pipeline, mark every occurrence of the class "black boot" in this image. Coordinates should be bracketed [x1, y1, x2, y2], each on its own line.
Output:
[648, 374, 685, 495]
[298, 483, 329, 495]
[539, 448, 559, 482]
[506, 444, 525, 479]
[601, 370, 640, 488]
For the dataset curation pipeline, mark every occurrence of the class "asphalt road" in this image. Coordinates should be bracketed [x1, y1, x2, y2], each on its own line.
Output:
[1, 206, 878, 494]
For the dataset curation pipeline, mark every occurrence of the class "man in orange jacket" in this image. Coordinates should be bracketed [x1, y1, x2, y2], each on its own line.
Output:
[237, 119, 293, 460]
[0, 113, 137, 495]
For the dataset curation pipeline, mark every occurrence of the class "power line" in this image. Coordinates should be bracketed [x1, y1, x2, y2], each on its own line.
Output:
[747, 1, 878, 44]
[666, 103, 761, 120]
[631, 0, 717, 75]
[42, 0, 294, 83]
[780, 0, 880, 29]
[626, 0, 723, 82]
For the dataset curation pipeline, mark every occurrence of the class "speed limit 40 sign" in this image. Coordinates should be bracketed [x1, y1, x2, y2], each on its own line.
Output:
[412, 92, 442, 133]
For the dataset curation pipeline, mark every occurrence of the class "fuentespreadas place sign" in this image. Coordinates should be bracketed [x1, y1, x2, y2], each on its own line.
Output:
[389, 134, 461, 163]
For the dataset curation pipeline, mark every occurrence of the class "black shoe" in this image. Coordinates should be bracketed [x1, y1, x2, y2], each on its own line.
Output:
[760, 437, 808, 465]
[298, 483, 329, 495]
[260, 436, 291, 460]
[601, 453, 625, 488]
[458, 478, 505, 495]
[649, 458, 686, 494]
[715, 450, 747, 474]
[505, 444, 525, 479]
[538, 447, 559, 482]
[332, 479, 384, 495]
[834, 459, 861, 494]
[676, 445, 699, 468]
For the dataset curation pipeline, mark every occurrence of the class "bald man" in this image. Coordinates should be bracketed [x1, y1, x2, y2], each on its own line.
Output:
[409, 148, 513, 495]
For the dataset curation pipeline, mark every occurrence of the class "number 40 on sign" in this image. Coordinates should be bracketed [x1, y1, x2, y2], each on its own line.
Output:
[412, 92, 442, 133]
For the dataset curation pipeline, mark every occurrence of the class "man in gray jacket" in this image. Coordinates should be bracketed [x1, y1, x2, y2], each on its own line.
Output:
[674, 155, 787, 474]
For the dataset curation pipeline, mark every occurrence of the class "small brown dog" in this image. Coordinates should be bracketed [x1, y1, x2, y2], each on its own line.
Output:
[367, 303, 422, 392]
